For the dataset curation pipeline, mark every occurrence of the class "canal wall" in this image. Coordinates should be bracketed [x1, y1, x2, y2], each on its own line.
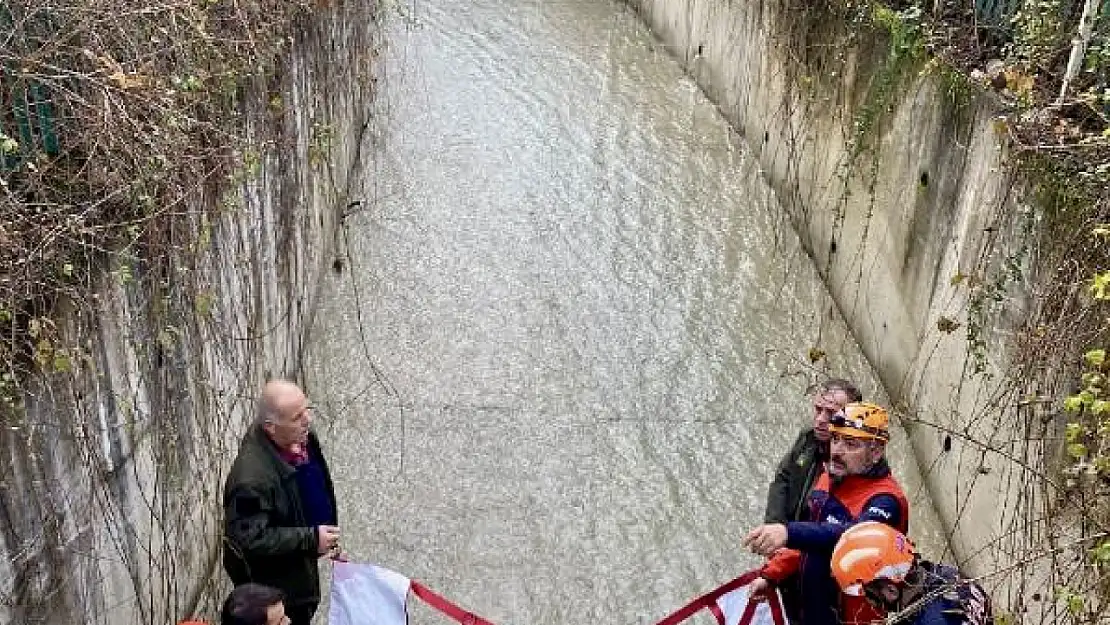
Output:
[623, 0, 1044, 605]
[0, 3, 379, 623]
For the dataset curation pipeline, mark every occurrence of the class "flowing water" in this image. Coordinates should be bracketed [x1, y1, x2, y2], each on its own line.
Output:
[304, 1, 942, 623]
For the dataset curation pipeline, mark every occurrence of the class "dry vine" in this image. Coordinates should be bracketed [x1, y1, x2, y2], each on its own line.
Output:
[0, 0, 328, 623]
[1, 0, 314, 390]
[754, 0, 1110, 622]
[835, 1, 1110, 623]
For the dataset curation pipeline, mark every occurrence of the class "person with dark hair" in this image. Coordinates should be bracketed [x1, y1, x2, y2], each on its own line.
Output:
[763, 378, 863, 524]
[223, 380, 341, 625]
[221, 583, 289, 625]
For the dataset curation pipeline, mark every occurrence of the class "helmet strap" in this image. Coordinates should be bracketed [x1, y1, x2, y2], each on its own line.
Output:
[864, 580, 905, 613]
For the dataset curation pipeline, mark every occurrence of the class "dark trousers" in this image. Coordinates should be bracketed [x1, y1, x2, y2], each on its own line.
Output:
[779, 577, 803, 625]
[286, 602, 318, 625]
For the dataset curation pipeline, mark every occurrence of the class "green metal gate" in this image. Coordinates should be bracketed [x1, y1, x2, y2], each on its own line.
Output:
[973, 0, 1025, 31]
[1, 5, 60, 171]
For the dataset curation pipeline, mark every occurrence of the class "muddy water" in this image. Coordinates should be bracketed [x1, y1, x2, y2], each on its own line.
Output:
[304, 1, 942, 623]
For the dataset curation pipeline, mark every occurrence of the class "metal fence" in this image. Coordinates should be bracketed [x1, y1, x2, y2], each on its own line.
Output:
[967, 0, 1110, 102]
[973, 0, 1024, 30]
[972, 0, 1109, 36]
[1, 6, 60, 171]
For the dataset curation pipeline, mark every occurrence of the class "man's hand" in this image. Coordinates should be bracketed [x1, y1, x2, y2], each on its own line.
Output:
[744, 523, 788, 557]
[317, 525, 341, 555]
[748, 577, 771, 599]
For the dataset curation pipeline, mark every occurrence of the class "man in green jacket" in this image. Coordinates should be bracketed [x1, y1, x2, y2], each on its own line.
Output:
[223, 380, 341, 625]
[763, 378, 862, 523]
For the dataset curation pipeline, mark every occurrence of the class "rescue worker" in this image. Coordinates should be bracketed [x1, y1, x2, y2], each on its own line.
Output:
[831, 522, 993, 625]
[764, 379, 862, 524]
[744, 402, 909, 625]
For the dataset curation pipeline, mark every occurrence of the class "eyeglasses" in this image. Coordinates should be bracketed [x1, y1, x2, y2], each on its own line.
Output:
[829, 411, 888, 440]
[289, 405, 316, 421]
[830, 433, 869, 451]
[265, 406, 318, 430]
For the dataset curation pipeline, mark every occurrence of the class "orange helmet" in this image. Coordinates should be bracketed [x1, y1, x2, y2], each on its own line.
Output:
[829, 402, 890, 442]
[831, 521, 915, 596]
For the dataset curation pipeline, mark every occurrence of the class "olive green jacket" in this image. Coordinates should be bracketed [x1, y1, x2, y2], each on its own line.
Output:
[763, 428, 825, 524]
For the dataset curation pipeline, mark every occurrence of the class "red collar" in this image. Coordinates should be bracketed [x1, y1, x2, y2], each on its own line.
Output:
[271, 437, 310, 466]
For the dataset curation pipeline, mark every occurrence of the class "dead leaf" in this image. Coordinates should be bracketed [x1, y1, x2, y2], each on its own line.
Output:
[937, 316, 961, 334]
[1003, 68, 1034, 99]
[109, 71, 147, 90]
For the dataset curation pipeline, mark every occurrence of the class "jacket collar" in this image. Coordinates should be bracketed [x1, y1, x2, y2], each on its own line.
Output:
[863, 457, 892, 478]
[247, 424, 304, 478]
[804, 429, 831, 458]
[828, 457, 893, 488]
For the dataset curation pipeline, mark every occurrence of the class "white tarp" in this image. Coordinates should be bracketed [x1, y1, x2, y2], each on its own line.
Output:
[329, 562, 412, 625]
[716, 583, 785, 625]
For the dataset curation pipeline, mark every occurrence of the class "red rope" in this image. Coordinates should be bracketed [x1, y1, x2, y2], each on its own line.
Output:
[407, 569, 784, 625]
[411, 581, 496, 625]
[652, 570, 785, 625]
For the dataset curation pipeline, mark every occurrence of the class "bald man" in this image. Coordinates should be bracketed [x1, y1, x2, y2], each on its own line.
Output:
[223, 380, 340, 625]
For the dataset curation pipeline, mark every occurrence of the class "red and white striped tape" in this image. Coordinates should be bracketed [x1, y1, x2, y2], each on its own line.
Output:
[329, 562, 786, 625]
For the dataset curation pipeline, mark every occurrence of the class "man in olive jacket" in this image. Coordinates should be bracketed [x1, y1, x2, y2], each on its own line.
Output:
[763, 379, 862, 523]
[224, 380, 341, 625]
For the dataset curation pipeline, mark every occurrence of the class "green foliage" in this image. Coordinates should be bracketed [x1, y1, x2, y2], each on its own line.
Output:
[1062, 344, 1110, 512]
[846, 3, 927, 166]
[1086, 348, 1107, 366]
[1092, 271, 1110, 300]
[1094, 539, 1110, 562]
[0, 0, 314, 398]
[872, 4, 925, 60]
[0, 133, 18, 154]
[309, 122, 336, 168]
[1011, 0, 1070, 66]
[194, 290, 216, 318]
[1059, 587, 1087, 616]
[834, 2, 1110, 619]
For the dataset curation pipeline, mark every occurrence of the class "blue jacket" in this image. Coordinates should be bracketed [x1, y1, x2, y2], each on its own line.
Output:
[762, 459, 909, 625]
[907, 562, 993, 625]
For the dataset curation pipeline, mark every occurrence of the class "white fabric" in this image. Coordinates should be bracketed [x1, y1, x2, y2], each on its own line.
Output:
[716, 586, 784, 625]
[329, 562, 412, 625]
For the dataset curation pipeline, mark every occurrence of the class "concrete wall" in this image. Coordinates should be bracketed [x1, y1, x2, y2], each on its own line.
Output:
[0, 3, 379, 623]
[623, 0, 1046, 606]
